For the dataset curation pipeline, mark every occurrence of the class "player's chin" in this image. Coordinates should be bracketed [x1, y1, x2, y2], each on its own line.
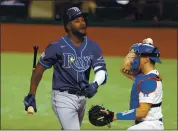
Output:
[72, 29, 86, 37]
[79, 29, 86, 35]
[79, 31, 86, 36]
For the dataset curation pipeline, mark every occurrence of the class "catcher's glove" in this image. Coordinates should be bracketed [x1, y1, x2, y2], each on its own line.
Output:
[88, 105, 114, 127]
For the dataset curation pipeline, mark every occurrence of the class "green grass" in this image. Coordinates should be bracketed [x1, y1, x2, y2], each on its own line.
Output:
[1, 52, 177, 130]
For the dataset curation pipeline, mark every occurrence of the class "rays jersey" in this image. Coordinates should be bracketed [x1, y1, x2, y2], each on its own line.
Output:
[38, 35, 106, 90]
[130, 69, 163, 121]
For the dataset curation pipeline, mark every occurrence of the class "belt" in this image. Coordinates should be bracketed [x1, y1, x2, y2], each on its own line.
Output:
[151, 102, 162, 108]
[53, 89, 86, 96]
[135, 118, 163, 125]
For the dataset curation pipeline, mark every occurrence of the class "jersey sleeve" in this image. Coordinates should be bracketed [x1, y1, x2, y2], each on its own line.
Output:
[91, 43, 106, 72]
[38, 43, 59, 68]
[138, 79, 157, 103]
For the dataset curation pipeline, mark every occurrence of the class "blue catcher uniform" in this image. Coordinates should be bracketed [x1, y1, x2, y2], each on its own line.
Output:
[127, 70, 164, 130]
[37, 7, 107, 130]
[130, 73, 162, 110]
[128, 44, 164, 130]
[115, 43, 164, 130]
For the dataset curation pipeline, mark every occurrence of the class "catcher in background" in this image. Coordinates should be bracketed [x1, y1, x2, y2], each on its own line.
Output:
[88, 40, 164, 130]
[121, 38, 154, 80]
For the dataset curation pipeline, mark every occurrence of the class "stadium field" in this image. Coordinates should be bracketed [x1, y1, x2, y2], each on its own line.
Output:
[1, 52, 177, 130]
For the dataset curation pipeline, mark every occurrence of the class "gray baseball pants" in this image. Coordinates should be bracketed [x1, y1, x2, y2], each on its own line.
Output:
[52, 90, 86, 130]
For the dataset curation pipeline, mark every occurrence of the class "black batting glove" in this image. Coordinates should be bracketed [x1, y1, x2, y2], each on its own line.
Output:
[23, 93, 37, 112]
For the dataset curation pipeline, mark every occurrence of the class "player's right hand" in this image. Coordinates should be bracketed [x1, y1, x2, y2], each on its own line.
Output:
[24, 93, 37, 112]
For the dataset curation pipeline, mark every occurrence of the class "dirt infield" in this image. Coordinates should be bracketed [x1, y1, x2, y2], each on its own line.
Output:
[1, 23, 177, 58]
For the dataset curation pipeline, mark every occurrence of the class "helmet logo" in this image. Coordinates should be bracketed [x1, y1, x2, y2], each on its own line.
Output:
[69, 7, 80, 13]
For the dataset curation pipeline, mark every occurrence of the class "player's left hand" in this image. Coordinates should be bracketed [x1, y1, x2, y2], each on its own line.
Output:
[85, 82, 98, 98]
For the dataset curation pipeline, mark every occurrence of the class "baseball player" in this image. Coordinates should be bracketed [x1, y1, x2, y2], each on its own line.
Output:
[101, 42, 164, 130]
[23, 7, 108, 130]
[120, 38, 154, 80]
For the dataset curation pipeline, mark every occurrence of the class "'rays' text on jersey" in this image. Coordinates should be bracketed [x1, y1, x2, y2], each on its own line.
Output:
[62, 53, 91, 72]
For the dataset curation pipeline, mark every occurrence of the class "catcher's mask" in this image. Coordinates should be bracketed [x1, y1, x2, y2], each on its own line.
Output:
[62, 7, 88, 27]
[130, 43, 162, 75]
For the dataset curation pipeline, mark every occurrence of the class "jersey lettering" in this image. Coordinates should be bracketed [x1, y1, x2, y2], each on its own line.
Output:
[63, 53, 91, 72]
[143, 94, 149, 97]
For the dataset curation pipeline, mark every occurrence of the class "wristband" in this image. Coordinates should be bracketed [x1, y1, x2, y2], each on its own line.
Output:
[116, 109, 136, 120]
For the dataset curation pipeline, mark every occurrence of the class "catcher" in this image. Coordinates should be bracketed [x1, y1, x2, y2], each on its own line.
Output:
[121, 38, 154, 80]
[88, 38, 164, 130]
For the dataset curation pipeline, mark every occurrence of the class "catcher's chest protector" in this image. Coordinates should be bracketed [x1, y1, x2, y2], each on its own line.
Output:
[130, 73, 160, 109]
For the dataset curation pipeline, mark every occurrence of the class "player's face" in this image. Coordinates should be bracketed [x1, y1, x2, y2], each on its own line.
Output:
[70, 16, 87, 36]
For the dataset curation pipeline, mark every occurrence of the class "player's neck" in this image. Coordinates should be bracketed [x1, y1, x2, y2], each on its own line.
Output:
[68, 33, 84, 46]
[141, 64, 155, 75]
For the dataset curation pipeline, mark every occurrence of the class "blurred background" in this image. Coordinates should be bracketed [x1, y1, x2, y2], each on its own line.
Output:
[1, 0, 177, 130]
[0, 0, 178, 22]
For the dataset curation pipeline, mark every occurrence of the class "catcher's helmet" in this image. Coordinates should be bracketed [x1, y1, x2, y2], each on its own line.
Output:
[130, 43, 162, 75]
[131, 43, 162, 64]
[62, 7, 88, 26]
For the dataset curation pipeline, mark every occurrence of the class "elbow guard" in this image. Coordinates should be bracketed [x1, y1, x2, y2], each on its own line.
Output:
[94, 66, 108, 86]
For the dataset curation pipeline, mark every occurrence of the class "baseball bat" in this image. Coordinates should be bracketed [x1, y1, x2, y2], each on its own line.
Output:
[33, 46, 39, 70]
[27, 46, 39, 115]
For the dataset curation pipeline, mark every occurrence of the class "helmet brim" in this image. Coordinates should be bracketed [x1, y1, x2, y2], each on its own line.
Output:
[62, 12, 88, 25]
[71, 12, 88, 21]
[149, 57, 162, 64]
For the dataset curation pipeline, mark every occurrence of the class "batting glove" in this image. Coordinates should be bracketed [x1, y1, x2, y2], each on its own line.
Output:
[86, 81, 98, 99]
[24, 93, 37, 112]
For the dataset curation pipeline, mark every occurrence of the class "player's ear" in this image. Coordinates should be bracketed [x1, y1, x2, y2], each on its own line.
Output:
[140, 57, 147, 65]
[144, 57, 149, 63]
[67, 22, 72, 31]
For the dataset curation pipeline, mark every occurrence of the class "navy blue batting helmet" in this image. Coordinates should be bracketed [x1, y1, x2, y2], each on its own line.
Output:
[62, 7, 88, 26]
